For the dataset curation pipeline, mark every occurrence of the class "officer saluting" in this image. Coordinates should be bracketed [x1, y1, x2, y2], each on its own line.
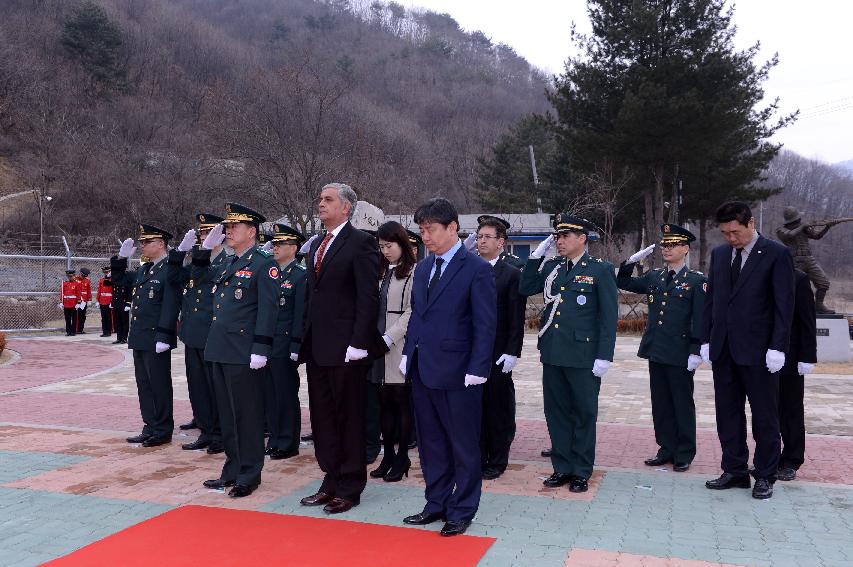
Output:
[265, 224, 307, 460]
[111, 224, 180, 447]
[519, 214, 618, 493]
[617, 224, 706, 472]
[198, 203, 278, 498]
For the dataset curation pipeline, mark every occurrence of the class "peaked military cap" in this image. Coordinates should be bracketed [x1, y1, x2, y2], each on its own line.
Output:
[80, 267, 91, 276]
[196, 213, 224, 231]
[406, 229, 423, 247]
[101, 266, 111, 272]
[552, 213, 592, 235]
[65, 269, 76, 275]
[660, 223, 696, 244]
[138, 223, 173, 242]
[222, 203, 266, 225]
[477, 214, 511, 230]
[272, 224, 306, 245]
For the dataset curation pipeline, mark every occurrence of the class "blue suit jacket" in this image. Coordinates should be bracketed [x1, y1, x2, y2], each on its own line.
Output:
[402, 245, 497, 390]
[702, 234, 795, 366]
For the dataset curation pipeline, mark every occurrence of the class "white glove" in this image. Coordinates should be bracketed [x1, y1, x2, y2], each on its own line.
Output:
[687, 354, 702, 372]
[344, 345, 368, 363]
[202, 224, 225, 250]
[58, 303, 63, 308]
[124, 305, 131, 312]
[118, 238, 137, 259]
[464, 374, 487, 387]
[797, 362, 815, 376]
[177, 229, 197, 252]
[155, 342, 170, 353]
[530, 235, 555, 259]
[628, 244, 656, 264]
[300, 234, 319, 255]
[290, 352, 299, 362]
[261, 241, 273, 253]
[76, 302, 85, 310]
[592, 359, 610, 378]
[463, 232, 477, 252]
[399, 355, 408, 376]
[250, 354, 268, 370]
[495, 354, 518, 373]
[382, 334, 393, 348]
[766, 349, 785, 374]
[700, 343, 711, 367]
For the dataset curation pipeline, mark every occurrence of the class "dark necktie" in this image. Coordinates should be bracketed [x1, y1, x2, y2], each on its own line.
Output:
[428, 258, 445, 299]
[565, 260, 574, 272]
[731, 248, 743, 285]
[666, 269, 676, 285]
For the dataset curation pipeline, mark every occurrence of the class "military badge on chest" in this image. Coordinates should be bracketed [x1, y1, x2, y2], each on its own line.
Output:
[577, 295, 587, 306]
[149, 288, 154, 299]
[234, 288, 243, 300]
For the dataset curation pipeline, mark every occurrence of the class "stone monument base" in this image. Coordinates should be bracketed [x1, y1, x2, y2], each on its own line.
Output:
[816, 314, 851, 363]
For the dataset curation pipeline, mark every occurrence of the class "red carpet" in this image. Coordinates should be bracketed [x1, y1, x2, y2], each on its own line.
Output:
[45, 505, 495, 566]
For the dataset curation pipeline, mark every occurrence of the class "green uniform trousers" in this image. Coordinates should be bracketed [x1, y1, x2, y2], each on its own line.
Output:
[649, 361, 696, 464]
[543, 364, 601, 479]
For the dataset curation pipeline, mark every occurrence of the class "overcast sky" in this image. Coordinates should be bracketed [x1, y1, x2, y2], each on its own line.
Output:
[402, 1, 853, 164]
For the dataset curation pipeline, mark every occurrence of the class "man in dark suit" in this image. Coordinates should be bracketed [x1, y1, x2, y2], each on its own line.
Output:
[778, 269, 817, 481]
[702, 201, 795, 499]
[474, 215, 526, 481]
[298, 183, 380, 515]
[400, 198, 497, 537]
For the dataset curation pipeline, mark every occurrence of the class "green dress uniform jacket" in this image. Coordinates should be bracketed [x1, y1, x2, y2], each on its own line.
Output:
[271, 260, 307, 360]
[195, 246, 279, 364]
[519, 252, 618, 367]
[110, 255, 180, 351]
[167, 247, 227, 350]
[616, 263, 707, 365]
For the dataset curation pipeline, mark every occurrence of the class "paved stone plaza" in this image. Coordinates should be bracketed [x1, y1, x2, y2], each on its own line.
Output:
[0, 334, 851, 566]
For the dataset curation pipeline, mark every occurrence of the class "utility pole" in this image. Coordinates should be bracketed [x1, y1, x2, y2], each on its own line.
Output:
[529, 145, 541, 213]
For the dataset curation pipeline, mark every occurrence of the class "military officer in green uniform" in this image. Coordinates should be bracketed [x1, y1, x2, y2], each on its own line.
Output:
[617, 224, 706, 472]
[112, 224, 180, 448]
[519, 214, 618, 492]
[197, 203, 279, 498]
[167, 213, 228, 454]
[265, 223, 307, 460]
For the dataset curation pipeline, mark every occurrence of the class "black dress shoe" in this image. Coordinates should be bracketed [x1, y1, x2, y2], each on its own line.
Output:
[644, 455, 672, 467]
[408, 439, 417, 449]
[264, 446, 274, 456]
[301, 491, 334, 506]
[203, 478, 236, 489]
[542, 472, 572, 488]
[269, 449, 299, 460]
[99, 334, 110, 337]
[440, 520, 471, 537]
[705, 473, 751, 490]
[673, 462, 690, 472]
[569, 477, 588, 493]
[228, 484, 258, 498]
[403, 511, 446, 525]
[482, 467, 503, 480]
[126, 433, 151, 444]
[182, 439, 211, 451]
[179, 419, 198, 431]
[300, 433, 314, 442]
[752, 478, 773, 499]
[776, 467, 796, 481]
[78, 330, 87, 334]
[206, 442, 224, 454]
[324, 497, 358, 514]
[141, 437, 171, 448]
[541, 448, 553, 458]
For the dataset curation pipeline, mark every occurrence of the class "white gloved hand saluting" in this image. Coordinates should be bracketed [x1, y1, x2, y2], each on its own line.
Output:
[530, 235, 555, 259]
[399, 355, 408, 376]
[261, 241, 273, 254]
[155, 342, 170, 353]
[687, 354, 702, 372]
[249, 354, 268, 370]
[797, 362, 815, 376]
[464, 374, 487, 387]
[202, 224, 225, 250]
[700, 343, 711, 368]
[344, 345, 368, 363]
[766, 349, 785, 374]
[592, 359, 610, 378]
[118, 238, 137, 259]
[463, 232, 477, 252]
[300, 234, 319, 255]
[177, 229, 197, 252]
[495, 354, 518, 373]
[628, 244, 656, 264]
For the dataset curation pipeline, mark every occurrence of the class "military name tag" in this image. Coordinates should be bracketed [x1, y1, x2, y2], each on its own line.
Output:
[576, 295, 587, 306]
[234, 288, 243, 300]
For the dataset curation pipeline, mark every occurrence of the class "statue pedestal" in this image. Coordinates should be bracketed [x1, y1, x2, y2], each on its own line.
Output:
[816, 314, 851, 363]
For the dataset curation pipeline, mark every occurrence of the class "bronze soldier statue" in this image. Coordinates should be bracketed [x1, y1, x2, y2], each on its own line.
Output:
[776, 206, 846, 314]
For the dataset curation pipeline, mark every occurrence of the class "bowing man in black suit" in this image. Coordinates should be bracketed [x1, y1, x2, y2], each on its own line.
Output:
[298, 183, 381, 515]
[777, 269, 817, 482]
[701, 201, 795, 499]
[475, 215, 526, 481]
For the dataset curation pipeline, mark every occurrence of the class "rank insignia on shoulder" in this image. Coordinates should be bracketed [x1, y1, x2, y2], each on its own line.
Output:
[294, 264, 305, 271]
[257, 249, 271, 258]
[268, 266, 280, 279]
[574, 275, 595, 284]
